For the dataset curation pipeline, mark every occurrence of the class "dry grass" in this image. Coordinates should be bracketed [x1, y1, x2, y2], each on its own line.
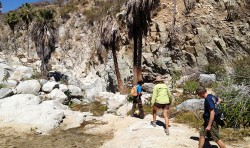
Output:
[174, 111, 203, 129]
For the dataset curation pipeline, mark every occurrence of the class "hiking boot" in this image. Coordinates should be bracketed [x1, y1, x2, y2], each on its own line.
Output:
[164, 129, 169, 135]
[150, 121, 156, 127]
[139, 115, 144, 119]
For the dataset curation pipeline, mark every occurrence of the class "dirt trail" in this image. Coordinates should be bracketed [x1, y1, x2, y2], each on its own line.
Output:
[98, 115, 250, 148]
[0, 114, 249, 148]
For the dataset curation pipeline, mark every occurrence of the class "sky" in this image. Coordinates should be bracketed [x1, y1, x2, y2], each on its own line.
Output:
[1, 0, 39, 13]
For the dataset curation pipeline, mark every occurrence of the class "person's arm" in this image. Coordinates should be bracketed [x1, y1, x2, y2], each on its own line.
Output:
[167, 87, 172, 104]
[217, 97, 222, 105]
[151, 86, 157, 106]
[206, 109, 215, 131]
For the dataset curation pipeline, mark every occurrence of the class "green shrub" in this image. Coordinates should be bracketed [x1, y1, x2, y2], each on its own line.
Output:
[59, 3, 78, 19]
[171, 70, 182, 89]
[126, 94, 134, 103]
[0, 84, 6, 89]
[83, 0, 127, 23]
[183, 80, 199, 94]
[232, 56, 250, 85]
[31, 71, 42, 79]
[203, 63, 226, 80]
[64, 90, 73, 106]
[214, 80, 250, 129]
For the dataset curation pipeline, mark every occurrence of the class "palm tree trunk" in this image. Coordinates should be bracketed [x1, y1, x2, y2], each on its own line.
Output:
[137, 31, 142, 81]
[133, 30, 138, 85]
[111, 44, 125, 94]
[27, 25, 30, 58]
[41, 59, 46, 78]
[172, 0, 177, 32]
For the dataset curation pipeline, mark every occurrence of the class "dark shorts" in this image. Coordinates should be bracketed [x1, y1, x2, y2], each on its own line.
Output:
[133, 96, 139, 103]
[154, 103, 170, 110]
[200, 121, 220, 141]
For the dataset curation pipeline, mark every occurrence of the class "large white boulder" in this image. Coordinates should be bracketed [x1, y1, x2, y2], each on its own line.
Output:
[199, 74, 216, 86]
[59, 84, 68, 92]
[0, 65, 4, 82]
[116, 103, 132, 116]
[0, 88, 14, 99]
[16, 80, 41, 95]
[141, 93, 152, 106]
[0, 94, 91, 134]
[79, 72, 105, 101]
[0, 61, 13, 82]
[0, 79, 18, 88]
[68, 85, 83, 97]
[98, 92, 127, 113]
[143, 83, 155, 93]
[47, 88, 68, 104]
[42, 81, 59, 93]
[9, 66, 33, 81]
[176, 99, 204, 111]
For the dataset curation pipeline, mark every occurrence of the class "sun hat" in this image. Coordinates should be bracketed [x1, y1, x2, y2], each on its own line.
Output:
[154, 76, 165, 82]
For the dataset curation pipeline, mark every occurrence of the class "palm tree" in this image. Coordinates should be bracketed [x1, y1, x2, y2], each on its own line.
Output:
[5, 11, 19, 55]
[5, 11, 19, 34]
[125, 0, 159, 84]
[101, 16, 126, 94]
[31, 9, 57, 78]
[20, 3, 34, 57]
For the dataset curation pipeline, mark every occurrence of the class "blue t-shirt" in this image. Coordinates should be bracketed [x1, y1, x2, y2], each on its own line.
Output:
[136, 84, 142, 94]
[204, 94, 219, 120]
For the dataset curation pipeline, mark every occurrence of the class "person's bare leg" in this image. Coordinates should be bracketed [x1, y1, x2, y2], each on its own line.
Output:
[152, 106, 157, 122]
[215, 140, 226, 148]
[199, 135, 205, 148]
[163, 109, 169, 129]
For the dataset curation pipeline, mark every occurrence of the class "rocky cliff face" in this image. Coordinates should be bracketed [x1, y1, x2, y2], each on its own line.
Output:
[0, 0, 249, 94]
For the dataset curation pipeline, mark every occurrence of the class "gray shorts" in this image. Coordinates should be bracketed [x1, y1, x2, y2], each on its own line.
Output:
[200, 121, 220, 141]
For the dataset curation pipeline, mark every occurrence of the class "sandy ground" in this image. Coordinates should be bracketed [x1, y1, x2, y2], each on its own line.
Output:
[97, 115, 250, 148]
[0, 114, 249, 148]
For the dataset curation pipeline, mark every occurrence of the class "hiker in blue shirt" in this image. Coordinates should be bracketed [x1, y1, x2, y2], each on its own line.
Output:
[131, 80, 144, 119]
[196, 86, 226, 148]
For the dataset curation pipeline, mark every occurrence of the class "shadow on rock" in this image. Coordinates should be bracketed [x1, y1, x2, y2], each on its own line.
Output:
[156, 120, 166, 129]
[190, 136, 218, 148]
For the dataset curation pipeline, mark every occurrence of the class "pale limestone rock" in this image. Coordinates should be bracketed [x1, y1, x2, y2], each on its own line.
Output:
[0, 94, 91, 134]
[9, 66, 33, 81]
[68, 85, 83, 97]
[0, 79, 18, 88]
[176, 99, 205, 111]
[199, 74, 216, 86]
[47, 88, 68, 104]
[0, 88, 14, 99]
[42, 81, 59, 93]
[98, 92, 127, 113]
[59, 84, 68, 92]
[116, 103, 132, 116]
[16, 80, 41, 95]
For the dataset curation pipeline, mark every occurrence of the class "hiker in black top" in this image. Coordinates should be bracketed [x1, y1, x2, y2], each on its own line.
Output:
[196, 86, 226, 148]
